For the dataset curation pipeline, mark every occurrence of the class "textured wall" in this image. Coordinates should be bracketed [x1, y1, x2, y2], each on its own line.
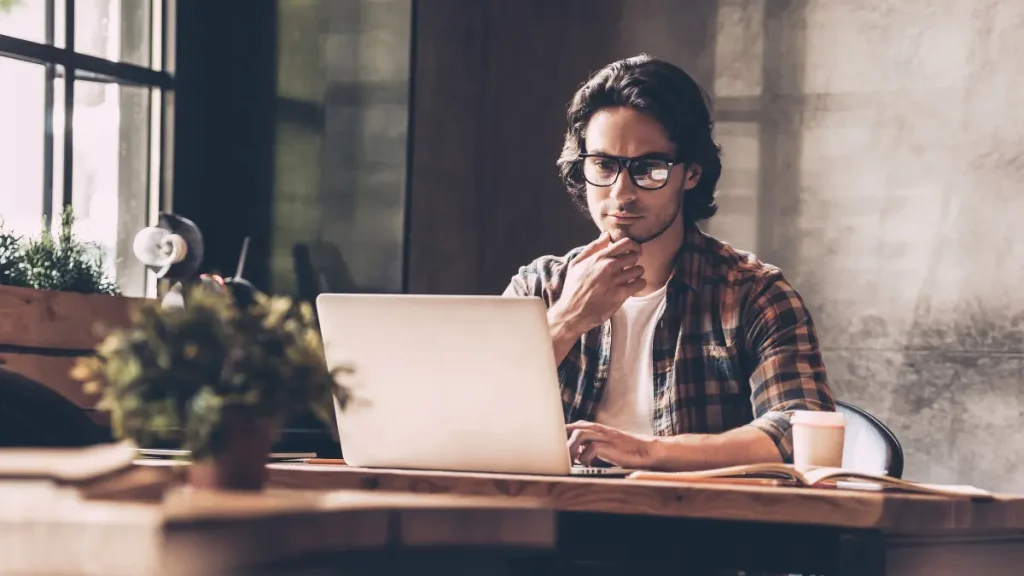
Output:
[702, 0, 1024, 492]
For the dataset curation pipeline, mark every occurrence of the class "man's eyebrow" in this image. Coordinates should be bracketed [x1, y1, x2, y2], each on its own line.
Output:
[638, 151, 675, 160]
[586, 149, 676, 159]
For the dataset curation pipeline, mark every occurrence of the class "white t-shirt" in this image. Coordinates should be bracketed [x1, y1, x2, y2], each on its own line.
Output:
[592, 283, 669, 435]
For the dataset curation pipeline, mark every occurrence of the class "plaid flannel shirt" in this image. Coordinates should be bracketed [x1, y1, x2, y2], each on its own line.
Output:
[504, 225, 835, 462]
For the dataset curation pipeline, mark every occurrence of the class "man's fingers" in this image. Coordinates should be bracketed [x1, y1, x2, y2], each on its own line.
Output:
[567, 428, 583, 453]
[597, 236, 641, 259]
[609, 249, 640, 270]
[615, 265, 645, 283]
[622, 277, 648, 295]
[598, 239, 641, 259]
[567, 422, 616, 464]
[567, 428, 604, 457]
[578, 442, 622, 468]
[578, 442, 601, 466]
[569, 426, 598, 448]
[574, 231, 611, 262]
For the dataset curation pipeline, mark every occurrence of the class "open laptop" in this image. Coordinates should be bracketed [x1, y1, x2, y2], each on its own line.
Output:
[315, 293, 630, 477]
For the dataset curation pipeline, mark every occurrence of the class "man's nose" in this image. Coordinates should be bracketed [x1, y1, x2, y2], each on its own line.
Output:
[609, 170, 638, 203]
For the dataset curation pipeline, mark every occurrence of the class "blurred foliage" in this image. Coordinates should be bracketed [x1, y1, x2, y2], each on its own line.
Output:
[72, 285, 353, 459]
[0, 0, 23, 13]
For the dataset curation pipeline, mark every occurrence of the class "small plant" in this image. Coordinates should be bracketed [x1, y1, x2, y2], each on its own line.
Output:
[3, 206, 120, 295]
[0, 220, 27, 287]
[71, 285, 352, 460]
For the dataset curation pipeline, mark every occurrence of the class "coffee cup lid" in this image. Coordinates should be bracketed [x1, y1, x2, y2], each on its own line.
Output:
[791, 410, 846, 427]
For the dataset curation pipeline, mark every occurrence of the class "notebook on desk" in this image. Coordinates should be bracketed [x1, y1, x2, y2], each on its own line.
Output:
[315, 294, 630, 478]
[628, 463, 993, 499]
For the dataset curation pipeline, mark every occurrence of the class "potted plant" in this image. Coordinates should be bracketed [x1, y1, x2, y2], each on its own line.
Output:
[70, 284, 353, 491]
[0, 208, 138, 419]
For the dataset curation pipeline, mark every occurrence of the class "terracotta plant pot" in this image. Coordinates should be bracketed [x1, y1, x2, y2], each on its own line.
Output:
[187, 409, 273, 491]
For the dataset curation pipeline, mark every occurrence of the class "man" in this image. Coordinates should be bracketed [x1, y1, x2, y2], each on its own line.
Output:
[503, 54, 835, 471]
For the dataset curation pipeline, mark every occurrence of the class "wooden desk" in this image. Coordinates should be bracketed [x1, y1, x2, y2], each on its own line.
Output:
[264, 463, 1024, 575]
[0, 480, 554, 576]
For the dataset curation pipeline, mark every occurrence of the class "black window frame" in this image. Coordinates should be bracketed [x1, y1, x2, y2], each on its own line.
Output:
[0, 0, 175, 241]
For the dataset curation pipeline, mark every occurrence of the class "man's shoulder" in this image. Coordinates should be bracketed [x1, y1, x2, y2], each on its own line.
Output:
[516, 246, 588, 282]
[698, 232, 784, 288]
[518, 246, 584, 275]
[697, 232, 814, 332]
[506, 246, 585, 299]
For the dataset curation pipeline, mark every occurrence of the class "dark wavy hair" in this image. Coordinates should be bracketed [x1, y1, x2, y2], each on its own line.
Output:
[557, 54, 722, 224]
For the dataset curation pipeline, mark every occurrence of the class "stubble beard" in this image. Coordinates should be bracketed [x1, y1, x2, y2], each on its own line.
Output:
[607, 200, 681, 244]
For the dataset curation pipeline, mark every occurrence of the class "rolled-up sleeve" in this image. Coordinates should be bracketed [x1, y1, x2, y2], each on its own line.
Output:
[501, 252, 578, 305]
[742, 270, 835, 462]
[502, 272, 532, 297]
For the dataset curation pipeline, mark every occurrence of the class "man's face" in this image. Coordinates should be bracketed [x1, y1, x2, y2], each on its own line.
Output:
[583, 107, 700, 243]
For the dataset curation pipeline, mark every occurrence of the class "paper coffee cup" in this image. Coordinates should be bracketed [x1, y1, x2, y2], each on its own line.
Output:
[791, 410, 845, 471]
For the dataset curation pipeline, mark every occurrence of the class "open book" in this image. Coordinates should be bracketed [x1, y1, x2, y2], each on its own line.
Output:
[627, 463, 993, 499]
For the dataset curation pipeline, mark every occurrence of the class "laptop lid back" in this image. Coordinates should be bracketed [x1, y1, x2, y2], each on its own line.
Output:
[316, 294, 572, 475]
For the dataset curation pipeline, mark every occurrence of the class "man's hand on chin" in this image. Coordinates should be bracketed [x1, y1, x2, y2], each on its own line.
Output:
[566, 421, 660, 469]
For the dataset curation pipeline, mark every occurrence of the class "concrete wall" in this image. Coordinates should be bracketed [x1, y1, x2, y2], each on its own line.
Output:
[701, 0, 1024, 492]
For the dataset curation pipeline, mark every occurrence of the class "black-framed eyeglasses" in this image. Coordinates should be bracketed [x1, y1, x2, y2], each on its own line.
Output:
[578, 153, 681, 190]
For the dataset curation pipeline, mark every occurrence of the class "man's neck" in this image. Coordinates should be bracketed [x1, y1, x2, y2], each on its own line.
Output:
[634, 217, 685, 296]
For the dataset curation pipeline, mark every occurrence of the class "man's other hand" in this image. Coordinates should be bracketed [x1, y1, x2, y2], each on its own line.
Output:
[566, 420, 659, 469]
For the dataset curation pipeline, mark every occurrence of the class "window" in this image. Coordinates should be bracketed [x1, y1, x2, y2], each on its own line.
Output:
[0, 0, 173, 297]
[271, 0, 412, 297]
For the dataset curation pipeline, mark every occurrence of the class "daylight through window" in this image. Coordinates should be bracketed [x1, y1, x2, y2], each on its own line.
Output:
[0, 0, 173, 297]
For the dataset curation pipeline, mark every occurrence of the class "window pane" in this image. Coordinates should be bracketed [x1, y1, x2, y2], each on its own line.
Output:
[54, 78, 152, 297]
[0, 57, 45, 238]
[271, 0, 412, 297]
[0, 0, 46, 44]
[75, 0, 151, 67]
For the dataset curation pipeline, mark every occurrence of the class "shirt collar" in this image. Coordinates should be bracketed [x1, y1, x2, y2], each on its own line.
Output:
[667, 224, 710, 294]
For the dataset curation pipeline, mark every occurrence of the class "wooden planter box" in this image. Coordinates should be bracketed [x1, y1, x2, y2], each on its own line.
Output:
[0, 285, 145, 421]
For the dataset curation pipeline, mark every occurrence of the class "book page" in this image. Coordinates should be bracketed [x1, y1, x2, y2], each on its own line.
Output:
[628, 463, 800, 482]
[801, 467, 992, 498]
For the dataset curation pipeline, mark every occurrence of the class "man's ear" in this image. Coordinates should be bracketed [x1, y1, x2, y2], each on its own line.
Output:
[683, 164, 703, 191]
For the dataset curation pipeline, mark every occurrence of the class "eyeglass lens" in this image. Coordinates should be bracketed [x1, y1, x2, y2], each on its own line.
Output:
[582, 156, 671, 189]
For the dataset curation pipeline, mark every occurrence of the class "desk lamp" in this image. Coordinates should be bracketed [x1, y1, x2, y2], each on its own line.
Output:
[132, 213, 258, 308]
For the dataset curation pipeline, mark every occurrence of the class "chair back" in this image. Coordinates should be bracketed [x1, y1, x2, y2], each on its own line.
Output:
[835, 400, 904, 478]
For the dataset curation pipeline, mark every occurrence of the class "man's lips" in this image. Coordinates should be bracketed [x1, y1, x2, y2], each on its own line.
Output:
[607, 212, 642, 221]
